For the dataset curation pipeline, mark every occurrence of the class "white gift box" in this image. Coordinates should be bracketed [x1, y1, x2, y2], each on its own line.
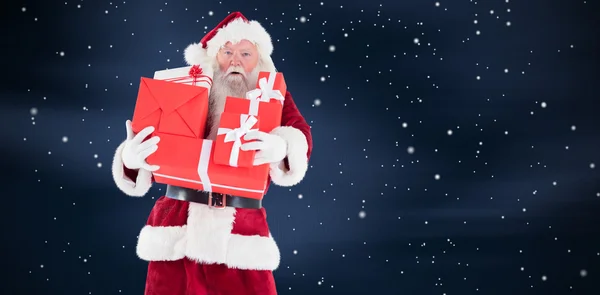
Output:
[153, 65, 213, 92]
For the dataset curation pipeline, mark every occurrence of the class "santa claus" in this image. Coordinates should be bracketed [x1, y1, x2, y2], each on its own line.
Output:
[110, 11, 313, 295]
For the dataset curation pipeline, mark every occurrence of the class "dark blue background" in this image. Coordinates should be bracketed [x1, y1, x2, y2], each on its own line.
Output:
[2, 0, 599, 294]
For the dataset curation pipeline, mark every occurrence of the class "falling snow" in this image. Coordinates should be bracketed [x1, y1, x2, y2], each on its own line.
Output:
[8, 2, 600, 295]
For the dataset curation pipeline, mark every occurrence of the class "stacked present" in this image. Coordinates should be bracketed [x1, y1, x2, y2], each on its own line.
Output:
[130, 65, 286, 199]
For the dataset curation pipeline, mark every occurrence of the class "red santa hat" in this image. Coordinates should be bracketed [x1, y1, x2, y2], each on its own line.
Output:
[184, 12, 274, 68]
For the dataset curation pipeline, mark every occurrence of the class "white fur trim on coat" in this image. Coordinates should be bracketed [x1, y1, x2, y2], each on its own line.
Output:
[134, 203, 281, 270]
[225, 232, 280, 270]
[268, 126, 309, 187]
[111, 141, 153, 197]
[184, 17, 273, 67]
[184, 203, 236, 265]
[136, 225, 187, 261]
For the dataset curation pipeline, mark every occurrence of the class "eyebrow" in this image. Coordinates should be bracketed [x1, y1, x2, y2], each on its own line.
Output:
[222, 46, 253, 52]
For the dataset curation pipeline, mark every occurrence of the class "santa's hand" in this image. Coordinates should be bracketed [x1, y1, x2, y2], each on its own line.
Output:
[121, 120, 161, 171]
[241, 130, 287, 166]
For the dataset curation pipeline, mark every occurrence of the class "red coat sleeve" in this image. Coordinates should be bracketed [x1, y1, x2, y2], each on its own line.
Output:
[123, 167, 156, 183]
[268, 91, 313, 187]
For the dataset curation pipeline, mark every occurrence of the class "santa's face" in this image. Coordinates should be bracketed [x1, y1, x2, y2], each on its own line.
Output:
[216, 40, 260, 74]
[209, 40, 261, 99]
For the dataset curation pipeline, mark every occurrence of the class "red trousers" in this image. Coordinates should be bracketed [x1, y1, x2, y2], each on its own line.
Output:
[144, 258, 278, 295]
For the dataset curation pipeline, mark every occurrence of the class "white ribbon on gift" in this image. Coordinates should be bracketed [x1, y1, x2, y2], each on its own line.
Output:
[197, 140, 213, 191]
[216, 114, 259, 167]
[151, 139, 265, 194]
[244, 72, 285, 116]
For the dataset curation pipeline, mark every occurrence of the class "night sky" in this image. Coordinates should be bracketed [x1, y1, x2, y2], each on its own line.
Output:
[2, 0, 600, 294]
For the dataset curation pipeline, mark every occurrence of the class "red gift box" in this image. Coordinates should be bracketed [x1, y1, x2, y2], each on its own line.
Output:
[223, 71, 287, 132]
[151, 135, 269, 200]
[131, 77, 209, 166]
[131, 77, 209, 136]
[250, 71, 287, 102]
[214, 113, 260, 167]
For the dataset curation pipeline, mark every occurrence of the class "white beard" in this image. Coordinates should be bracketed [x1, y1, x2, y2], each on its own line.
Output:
[205, 60, 274, 140]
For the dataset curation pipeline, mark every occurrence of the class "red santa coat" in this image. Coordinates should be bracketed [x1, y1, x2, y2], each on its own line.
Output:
[111, 91, 312, 271]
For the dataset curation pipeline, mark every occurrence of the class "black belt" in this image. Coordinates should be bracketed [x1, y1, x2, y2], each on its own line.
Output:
[165, 185, 262, 209]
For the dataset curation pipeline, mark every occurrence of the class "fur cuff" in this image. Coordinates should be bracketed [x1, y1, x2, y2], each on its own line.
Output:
[268, 126, 309, 187]
[111, 141, 153, 197]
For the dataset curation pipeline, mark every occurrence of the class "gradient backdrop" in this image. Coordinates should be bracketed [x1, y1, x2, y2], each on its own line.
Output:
[2, 0, 600, 294]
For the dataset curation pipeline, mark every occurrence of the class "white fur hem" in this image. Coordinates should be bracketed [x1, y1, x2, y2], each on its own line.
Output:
[111, 141, 153, 197]
[225, 233, 280, 271]
[184, 17, 273, 66]
[134, 203, 281, 270]
[136, 225, 187, 261]
[268, 126, 309, 187]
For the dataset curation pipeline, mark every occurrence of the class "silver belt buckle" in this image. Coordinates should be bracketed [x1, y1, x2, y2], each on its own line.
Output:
[207, 192, 226, 209]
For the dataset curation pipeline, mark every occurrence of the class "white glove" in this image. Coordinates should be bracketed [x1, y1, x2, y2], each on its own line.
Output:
[121, 120, 160, 171]
[241, 130, 287, 166]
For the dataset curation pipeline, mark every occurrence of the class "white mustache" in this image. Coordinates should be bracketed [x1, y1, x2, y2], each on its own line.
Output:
[226, 66, 246, 76]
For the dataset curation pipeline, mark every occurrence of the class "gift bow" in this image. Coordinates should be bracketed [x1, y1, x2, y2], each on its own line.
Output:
[245, 73, 285, 104]
[188, 65, 203, 86]
[163, 65, 213, 87]
[217, 115, 259, 167]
